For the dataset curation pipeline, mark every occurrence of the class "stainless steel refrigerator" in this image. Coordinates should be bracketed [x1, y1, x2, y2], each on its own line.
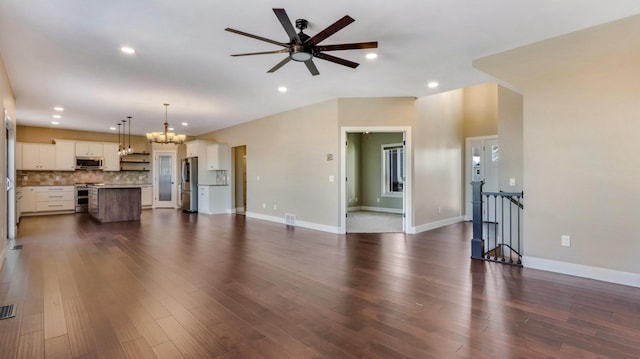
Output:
[181, 157, 198, 212]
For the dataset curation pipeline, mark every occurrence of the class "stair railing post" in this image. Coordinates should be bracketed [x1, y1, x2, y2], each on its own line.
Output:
[471, 180, 484, 259]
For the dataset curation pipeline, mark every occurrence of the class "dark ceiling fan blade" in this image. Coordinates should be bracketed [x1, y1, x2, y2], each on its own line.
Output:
[314, 52, 359, 69]
[305, 60, 320, 76]
[225, 28, 289, 47]
[307, 15, 355, 46]
[273, 8, 300, 43]
[267, 56, 292, 73]
[315, 42, 378, 52]
[231, 49, 289, 57]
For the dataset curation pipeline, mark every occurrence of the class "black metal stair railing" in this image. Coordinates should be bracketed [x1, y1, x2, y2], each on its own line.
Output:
[470, 181, 524, 266]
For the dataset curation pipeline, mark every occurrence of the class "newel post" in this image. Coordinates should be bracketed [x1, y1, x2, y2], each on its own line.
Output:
[471, 181, 484, 259]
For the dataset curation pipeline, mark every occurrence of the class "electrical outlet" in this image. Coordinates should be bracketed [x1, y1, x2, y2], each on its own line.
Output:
[561, 235, 571, 247]
[509, 178, 516, 186]
[329, 175, 334, 182]
[262, 202, 266, 209]
[273, 204, 277, 210]
[376, 198, 380, 203]
[257, 175, 260, 181]
[437, 207, 442, 213]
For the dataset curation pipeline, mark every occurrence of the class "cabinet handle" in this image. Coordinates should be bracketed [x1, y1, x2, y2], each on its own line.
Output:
[48, 195, 64, 198]
[47, 188, 64, 191]
[48, 204, 64, 207]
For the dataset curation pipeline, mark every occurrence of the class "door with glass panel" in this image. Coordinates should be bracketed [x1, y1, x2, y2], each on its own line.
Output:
[154, 151, 177, 208]
[465, 136, 499, 220]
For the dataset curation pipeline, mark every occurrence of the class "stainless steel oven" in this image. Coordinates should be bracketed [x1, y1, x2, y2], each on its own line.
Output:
[75, 184, 90, 212]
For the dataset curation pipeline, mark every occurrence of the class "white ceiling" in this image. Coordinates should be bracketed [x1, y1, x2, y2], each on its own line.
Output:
[1, 0, 639, 137]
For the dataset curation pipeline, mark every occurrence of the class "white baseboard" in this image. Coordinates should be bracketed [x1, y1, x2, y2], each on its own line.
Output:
[524, 256, 640, 288]
[408, 216, 464, 234]
[245, 212, 340, 234]
[348, 206, 403, 214]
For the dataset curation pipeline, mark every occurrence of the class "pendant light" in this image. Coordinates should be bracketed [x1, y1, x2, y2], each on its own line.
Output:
[127, 116, 134, 154]
[117, 123, 123, 155]
[120, 119, 127, 156]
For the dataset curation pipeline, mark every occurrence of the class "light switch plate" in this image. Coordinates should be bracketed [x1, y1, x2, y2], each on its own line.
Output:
[509, 178, 516, 186]
[561, 235, 571, 247]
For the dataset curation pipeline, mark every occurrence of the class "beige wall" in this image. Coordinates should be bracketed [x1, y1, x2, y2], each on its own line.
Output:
[199, 99, 341, 227]
[463, 83, 498, 138]
[1, 53, 17, 265]
[497, 86, 523, 192]
[475, 15, 640, 275]
[413, 90, 465, 226]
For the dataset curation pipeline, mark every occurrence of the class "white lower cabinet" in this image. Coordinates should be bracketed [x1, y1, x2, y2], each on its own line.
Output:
[16, 187, 36, 221]
[35, 186, 74, 212]
[197, 185, 230, 214]
[141, 187, 153, 208]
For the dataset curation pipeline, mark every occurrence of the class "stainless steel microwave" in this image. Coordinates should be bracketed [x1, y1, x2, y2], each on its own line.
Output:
[75, 157, 103, 170]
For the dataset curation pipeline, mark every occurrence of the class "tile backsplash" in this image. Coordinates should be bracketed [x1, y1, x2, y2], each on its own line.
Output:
[17, 170, 150, 186]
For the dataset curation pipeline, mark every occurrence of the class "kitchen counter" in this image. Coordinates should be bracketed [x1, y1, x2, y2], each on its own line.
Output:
[89, 186, 141, 223]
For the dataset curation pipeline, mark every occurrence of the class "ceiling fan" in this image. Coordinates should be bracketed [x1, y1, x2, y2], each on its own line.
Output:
[225, 8, 378, 76]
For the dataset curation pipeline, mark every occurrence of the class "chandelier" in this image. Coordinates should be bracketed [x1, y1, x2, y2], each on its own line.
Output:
[146, 103, 186, 144]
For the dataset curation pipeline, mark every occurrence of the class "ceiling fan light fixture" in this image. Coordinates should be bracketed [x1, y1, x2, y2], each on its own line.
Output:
[290, 47, 312, 62]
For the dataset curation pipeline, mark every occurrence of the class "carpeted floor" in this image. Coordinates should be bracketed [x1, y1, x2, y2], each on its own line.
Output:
[346, 210, 403, 233]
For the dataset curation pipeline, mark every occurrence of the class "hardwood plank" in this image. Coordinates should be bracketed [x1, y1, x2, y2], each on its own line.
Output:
[121, 337, 158, 359]
[156, 316, 216, 359]
[44, 335, 72, 359]
[151, 341, 184, 359]
[16, 330, 44, 359]
[43, 262, 67, 340]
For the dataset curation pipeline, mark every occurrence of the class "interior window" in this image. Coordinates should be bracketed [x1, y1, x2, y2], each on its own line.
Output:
[382, 143, 404, 197]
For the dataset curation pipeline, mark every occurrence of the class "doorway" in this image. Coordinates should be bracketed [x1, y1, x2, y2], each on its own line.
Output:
[153, 150, 178, 208]
[5, 109, 16, 240]
[233, 145, 247, 215]
[340, 127, 412, 234]
[465, 136, 499, 220]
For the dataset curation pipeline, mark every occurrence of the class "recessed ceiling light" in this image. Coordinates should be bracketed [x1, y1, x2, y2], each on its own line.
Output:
[427, 81, 439, 89]
[169, 127, 175, 131]
[278, 86, 288, 93]
[121, 46, 135, 54]
[109, 127, 116, 131]
[366, 53, 378, 60]
[53, 106, 64, 112]
[181, 122, 188, 126]
[52, 114, 62, 119]
[51, 121, 60, 125]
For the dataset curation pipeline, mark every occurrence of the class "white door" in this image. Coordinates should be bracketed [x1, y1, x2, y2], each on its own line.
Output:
[154, 151, 177, 208]
[465, 137, 499, 220]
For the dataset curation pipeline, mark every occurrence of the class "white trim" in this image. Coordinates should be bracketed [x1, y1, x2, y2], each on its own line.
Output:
[341, 126, 412, 235]
[407, 216, 464, 234]
[246, 212, 341, 234]
[524, 256, 640, 288]
[348, 206, 403, 214]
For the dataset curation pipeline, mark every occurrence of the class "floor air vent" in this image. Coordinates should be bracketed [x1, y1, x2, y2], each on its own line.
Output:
[285, 214, 296, 226]
[0, 304, 15, 320]
[12, 245, 23, 250]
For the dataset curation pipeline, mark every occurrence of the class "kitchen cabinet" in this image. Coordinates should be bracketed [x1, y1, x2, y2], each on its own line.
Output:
[186, 141, 208, 158]
[15, 142, 23, 170]
[141, 187, 152, 208]
[21, 143, 56, 170]
[35, 186, 75, 212]
[197, 185, 230, 214]
[76, 141, 103, 157]
[16, 187, 36, 221]
[206, 143, 229, 170]
[102, 142, 120, 171]
[54, 139, 76, 171]
[185, 140, 217, 184]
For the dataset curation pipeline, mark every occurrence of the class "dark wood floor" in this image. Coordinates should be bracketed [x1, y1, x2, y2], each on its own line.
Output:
[1, 211, 640, 358]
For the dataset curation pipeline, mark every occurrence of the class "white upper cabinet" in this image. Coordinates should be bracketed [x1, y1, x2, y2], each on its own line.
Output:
[21, 143, 56, 170]
[102, 143, 120, 171]
[76, 141, 103, 157]
[206, 143, 229, 170]
[54, 139, 76, 171]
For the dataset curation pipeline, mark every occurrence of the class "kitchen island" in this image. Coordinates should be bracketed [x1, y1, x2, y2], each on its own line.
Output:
[88, 185, 142, 223]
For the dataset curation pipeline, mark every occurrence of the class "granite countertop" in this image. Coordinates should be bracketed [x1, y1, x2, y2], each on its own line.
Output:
[89, 183, 151, 188]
